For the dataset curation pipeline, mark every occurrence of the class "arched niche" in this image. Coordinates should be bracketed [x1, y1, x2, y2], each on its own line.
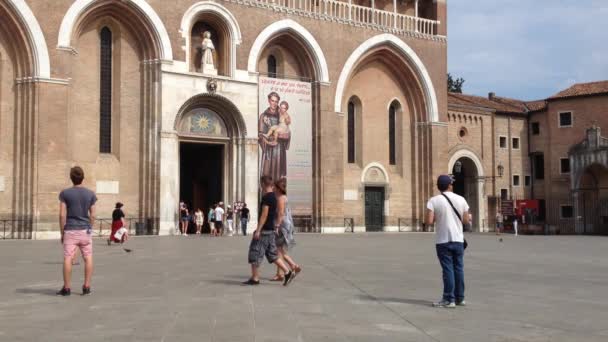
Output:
[181, 2, 241, 77]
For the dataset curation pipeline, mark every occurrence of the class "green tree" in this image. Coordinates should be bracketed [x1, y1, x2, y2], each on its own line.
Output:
[448, 73, 465, 93]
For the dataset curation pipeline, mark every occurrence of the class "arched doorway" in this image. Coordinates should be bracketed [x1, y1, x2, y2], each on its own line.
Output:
[171, 94, 247, 234]
[575, 164, 608, 235]
[449, 150, 485, 232]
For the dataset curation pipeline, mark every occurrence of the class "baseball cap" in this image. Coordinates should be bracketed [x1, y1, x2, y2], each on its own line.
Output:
[437, 175, 454, 188]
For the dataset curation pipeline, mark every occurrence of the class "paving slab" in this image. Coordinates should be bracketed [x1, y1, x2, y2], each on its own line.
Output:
[0, 233, 607, 341]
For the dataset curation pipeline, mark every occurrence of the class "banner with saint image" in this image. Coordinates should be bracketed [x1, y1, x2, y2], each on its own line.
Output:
[258, 77, 312, 215]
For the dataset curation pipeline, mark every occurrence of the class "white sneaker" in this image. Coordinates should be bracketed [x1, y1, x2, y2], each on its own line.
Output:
[432, 300, 456, 308]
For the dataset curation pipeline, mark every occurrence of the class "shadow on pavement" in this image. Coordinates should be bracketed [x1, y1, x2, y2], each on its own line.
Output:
[208, 279, 248, 286]
[358, 294, 431, 307]
[16, 288, 57, 296]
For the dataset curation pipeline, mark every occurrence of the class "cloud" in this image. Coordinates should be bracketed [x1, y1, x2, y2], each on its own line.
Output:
[448, 0, 608, 100]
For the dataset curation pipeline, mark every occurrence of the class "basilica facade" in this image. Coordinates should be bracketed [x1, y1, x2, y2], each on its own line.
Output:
[0, 0, 449, 238]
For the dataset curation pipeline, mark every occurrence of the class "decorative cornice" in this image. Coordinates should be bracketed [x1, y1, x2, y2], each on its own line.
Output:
[15, 77, 70, 85]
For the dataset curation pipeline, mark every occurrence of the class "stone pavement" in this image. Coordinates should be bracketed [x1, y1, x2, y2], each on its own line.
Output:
[1, 233, 607, 342]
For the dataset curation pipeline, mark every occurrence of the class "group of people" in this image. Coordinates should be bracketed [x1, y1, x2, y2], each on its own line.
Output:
[54, 165, 469, 308]
[179, 202, 251, 236]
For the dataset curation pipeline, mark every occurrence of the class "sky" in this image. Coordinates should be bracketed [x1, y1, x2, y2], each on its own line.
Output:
[448, 0, 608, 101]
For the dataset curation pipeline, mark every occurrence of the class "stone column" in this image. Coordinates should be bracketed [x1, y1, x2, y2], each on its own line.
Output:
[243, 138, 260, 234]
[159, 131, 179, 235]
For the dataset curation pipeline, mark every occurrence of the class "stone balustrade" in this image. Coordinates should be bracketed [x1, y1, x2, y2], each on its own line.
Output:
[226, 0, 441, 38]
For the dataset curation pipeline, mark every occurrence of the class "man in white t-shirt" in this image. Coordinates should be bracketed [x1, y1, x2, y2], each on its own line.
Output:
[425, 175, 470, 308]
[214, 203, 225, 236]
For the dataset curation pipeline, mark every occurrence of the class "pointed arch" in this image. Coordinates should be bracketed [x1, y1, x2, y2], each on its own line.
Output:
[57, 0, 173, 60]
[4, 0, 50, 78]
[247, 19, 329, 83]
[334, 34, 438, 122]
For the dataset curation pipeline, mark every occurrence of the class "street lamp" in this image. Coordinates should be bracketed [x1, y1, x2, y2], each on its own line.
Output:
[454, 160, 462, 174]
[497, 163, 504, 178]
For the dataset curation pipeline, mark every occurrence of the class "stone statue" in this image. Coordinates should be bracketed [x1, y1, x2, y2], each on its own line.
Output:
[200, 31, 216, 74]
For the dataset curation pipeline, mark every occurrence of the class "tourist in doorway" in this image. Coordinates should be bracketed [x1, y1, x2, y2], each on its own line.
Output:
[108, 202, 128, 245]
[208, 205, 216, 236]
[240, 203, 250, 236]
[194, 208, 204, 235]
[271, 178, 302, 282]
[496, 212, 503, 235]
[57, 166, 97, 296]
[215, 202, 225, 236]
[425, 175, 470, 308]
[180, 202, 189, 236]
[243, 176, 295, 286]
[226, 205, 234, 236]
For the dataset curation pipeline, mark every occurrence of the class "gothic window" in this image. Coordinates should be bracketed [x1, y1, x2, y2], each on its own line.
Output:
[347, 101, 355, 164]
[99, 27, 112, 153]
[389, 104, 396, 165]
[267, 55, 277, 78]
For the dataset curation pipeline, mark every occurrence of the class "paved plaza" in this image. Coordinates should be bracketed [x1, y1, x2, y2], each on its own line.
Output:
[1, 233, 607, 342]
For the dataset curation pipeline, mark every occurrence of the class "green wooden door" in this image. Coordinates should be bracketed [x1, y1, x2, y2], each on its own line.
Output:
[365, 187, 384, 232]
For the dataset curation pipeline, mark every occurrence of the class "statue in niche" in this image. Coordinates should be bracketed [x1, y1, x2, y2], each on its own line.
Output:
[200, 31, 217, 75]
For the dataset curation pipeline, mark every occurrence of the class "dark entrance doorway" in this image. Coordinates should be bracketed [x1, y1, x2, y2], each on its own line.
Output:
[365, 187, 384, 232]
[180, 142, 223, 232]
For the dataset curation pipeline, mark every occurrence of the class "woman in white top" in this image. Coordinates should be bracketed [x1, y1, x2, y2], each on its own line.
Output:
[194, 208, 204, 235]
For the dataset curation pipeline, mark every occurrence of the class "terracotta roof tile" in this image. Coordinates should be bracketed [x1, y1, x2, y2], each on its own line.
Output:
[524, 100, 547, 112]
[550, 81, 608, 99]
[448, 92, 526, 114]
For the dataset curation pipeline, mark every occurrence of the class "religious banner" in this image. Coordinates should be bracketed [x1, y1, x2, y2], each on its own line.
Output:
[258, 77, 312, 215]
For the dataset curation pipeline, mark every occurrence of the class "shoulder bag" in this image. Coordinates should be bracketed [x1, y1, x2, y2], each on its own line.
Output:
[440, 193, 468, 250]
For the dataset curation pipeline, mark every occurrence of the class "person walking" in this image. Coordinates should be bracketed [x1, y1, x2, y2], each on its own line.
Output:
[208, 205, 216, 236]
[180, 203, 189, 236]
[108, 202, 128, 245]
[57, 166, 97, 296]
[425, 175, 470, 308]
[240, 203, 250, 236]
[271, 178, 302, 282]
[226, 205, 234, 236]
[194, 208, 204, 235]
[513, 217, 518, 236]
[215, 202, 225, 236]
[496, 212, 503, 235]
[243, 176, 295, 286]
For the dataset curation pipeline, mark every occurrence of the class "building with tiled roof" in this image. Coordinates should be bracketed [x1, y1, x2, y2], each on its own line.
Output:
[447, 80, 608, 235]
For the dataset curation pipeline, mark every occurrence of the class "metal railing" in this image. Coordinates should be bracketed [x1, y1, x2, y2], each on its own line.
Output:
[94, 217, 159, 237]
[1, 220, 30, 239]
[293, 215, 318, 233]
[227, 0, 440, 37]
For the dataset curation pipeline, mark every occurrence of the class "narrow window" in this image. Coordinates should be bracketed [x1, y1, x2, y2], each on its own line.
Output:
[531, 122, 540, 135]
[560, 205, 574, 219]
[559, 112, 572, 127]
[499, 136, 507, 148]
[347, 101, 355, 164]
[534, 154, 545, 180]
[500, 189, 508, 200]
[525, 176, 531, 187]
[560, 158, 570, 174]
[99, 27, 112, 153]
[389, 105, 396, 165]
[513, 175, 520, 187]
[512, 137, 520, 149]
[267, 55, 277, 78]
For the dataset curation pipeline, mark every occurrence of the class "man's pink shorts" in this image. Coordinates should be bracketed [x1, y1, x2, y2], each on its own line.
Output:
[63, 230, 93, 258]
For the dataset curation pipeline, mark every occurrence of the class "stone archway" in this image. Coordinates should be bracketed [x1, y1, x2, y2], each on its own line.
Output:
[159, 94, 250, 235]
[570, 126, 608, 235]
[448, 150, 485, 232]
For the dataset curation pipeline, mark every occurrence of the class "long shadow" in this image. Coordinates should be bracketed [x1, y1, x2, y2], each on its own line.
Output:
[358, 294, 431, 307]
[207, 279, 249, 286]
[16, 288, 57, 296]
